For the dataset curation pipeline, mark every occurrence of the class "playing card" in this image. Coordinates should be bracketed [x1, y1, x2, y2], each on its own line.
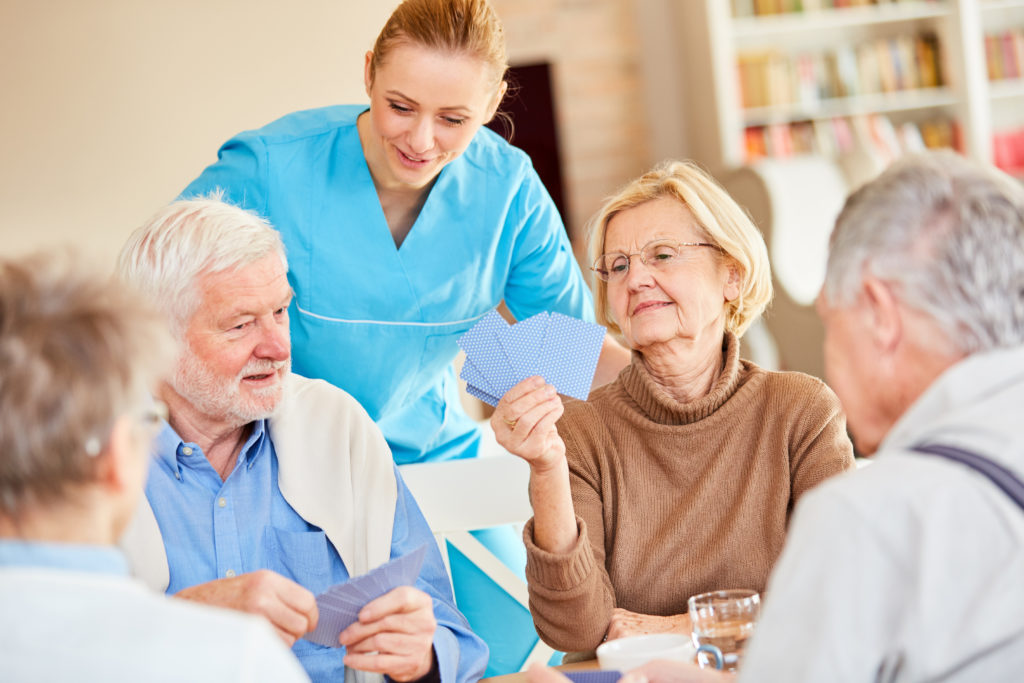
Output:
[459, 356, 499, 395]
[498, 311, 549, 384]
[536, 313, 605, 400]
[457, 310, 511, 391]
[303, 544, 429, 648]
[564, 671, 622, 683]
[464, 381, 500, 407]
[458, 309, 605, 405]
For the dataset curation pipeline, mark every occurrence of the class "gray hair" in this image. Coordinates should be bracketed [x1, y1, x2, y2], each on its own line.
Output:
[0, 251, 172, 516]
[823, 150, 1024, 353]
[118, 193, 286, 333]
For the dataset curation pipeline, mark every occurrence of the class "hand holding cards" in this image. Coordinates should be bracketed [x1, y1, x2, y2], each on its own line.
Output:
[304, 544, 428, 648]
[458, 310, 606, 406]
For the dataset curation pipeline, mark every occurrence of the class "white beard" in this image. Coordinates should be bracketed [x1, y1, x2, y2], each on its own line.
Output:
[171, 347, 289, 428]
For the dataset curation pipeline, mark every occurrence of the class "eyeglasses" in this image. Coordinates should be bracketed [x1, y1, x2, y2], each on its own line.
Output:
[140, 400, 169, 429]
[83, 400, 168, 457]
[591, 240, 720, 282]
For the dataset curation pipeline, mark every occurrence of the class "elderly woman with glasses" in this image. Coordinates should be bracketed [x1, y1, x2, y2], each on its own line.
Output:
[492, 160, 855, 657]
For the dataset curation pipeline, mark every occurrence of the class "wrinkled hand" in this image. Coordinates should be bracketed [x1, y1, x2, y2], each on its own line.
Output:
[606, 608, 692, 642]
[620, 659, 735, 683]
[491, 376, 565, 473]
[175, 570, 317, 646]
[339, 585, 436, 682]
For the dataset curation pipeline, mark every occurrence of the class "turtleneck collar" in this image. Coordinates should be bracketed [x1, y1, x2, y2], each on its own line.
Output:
[619, 331, 743, 425]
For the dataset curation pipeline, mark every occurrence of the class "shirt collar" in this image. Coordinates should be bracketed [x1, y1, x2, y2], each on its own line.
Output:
[0, 540, 128, 575]
[153, 419, 271, 478]
[879, 345, 1024, 456]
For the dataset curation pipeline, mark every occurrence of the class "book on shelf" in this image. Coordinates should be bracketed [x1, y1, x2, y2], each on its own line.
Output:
[736, 33, 942, 108]
[985, 29, 1024, 82]
[742, 114, 957, 162]
[732, 0, 940, 19]
[993, 126, 1024, 174]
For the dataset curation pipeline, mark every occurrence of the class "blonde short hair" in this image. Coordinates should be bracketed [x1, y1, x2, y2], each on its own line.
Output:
[587, 160, 773, 338]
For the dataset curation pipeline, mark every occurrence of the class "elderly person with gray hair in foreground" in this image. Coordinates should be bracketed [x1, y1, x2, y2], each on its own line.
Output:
[117, 196, 487, 683]
[492, 160, 855, 657]
[531, 150, 1024, 682]
[0, 253, 308, 682]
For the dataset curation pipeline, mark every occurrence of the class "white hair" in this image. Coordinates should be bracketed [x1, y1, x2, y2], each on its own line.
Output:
[118, 192, 286, 333]
[824, 150, 1024, 353]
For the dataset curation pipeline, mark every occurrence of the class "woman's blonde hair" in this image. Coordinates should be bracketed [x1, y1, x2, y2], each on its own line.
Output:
[368, 0, 509, 89]
[586, 160, 773, 338]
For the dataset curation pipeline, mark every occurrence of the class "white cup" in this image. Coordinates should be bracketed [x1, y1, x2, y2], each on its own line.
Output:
[596, 633, 719, 673]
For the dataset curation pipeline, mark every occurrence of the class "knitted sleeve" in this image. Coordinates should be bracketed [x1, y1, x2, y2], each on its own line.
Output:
[522, 402, 617, 652]
[783, 374, 857, 509]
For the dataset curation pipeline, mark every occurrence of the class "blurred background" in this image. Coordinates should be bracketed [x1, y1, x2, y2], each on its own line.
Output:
[3, 0, 1022, 381]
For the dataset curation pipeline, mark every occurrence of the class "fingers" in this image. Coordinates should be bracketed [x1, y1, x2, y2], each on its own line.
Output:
[493, 377, 560, 433]
[343, 650, 434, 682]
[339, 589, 435, 646]
[351, 585, 434, 626]
[175, 571, 317, 644]
[606, 607, 640, 641]
[631, 659, 717, 683]
[339, 587, 436, 681]
[620, 673, 650, 683]
[492, 377, 565, 468]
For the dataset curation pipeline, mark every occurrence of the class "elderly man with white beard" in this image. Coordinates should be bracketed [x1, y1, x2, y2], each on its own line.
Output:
[117, 196, 487, 683]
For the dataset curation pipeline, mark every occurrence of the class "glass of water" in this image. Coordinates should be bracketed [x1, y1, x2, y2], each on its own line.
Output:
[687, 589, 760, 672]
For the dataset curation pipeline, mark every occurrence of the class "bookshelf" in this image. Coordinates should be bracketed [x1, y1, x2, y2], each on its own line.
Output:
[648, 0, 1024, 174]
[980, 0, 1024, 174]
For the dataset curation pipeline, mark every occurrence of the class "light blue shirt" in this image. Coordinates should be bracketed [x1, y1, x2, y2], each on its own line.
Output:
[0, 537, 312, 683]
[0, 540, 127, 575]
[181, 105, 596, 464]
[146, 420, 487, 683]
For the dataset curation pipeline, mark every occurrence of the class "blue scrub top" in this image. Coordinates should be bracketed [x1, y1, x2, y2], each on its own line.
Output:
[182, 105, 595, 464]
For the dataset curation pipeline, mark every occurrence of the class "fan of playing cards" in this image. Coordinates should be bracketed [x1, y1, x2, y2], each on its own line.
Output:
[457, 310, 606, 406]
[303, 544, 428, 648]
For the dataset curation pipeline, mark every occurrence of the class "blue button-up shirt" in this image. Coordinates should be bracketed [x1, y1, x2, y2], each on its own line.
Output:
[146, 420, 487, 683]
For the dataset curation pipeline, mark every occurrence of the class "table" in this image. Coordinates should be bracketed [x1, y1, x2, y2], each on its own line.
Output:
[480, 659, 601, 683]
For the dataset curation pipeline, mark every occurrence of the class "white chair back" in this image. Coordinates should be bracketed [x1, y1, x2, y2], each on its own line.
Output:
[398, 453, 555, 670]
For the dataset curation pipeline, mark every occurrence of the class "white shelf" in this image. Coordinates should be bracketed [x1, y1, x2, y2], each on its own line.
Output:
[989, 78, 1024, 98]
[979, 0, 1024, 10]
[643, 0, 1016, 171]
[733, 2, 951, 39]
[742, 87, 958, 126]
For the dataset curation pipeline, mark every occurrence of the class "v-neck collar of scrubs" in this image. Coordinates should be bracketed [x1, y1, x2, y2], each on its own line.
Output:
[349, 117, 455, 260]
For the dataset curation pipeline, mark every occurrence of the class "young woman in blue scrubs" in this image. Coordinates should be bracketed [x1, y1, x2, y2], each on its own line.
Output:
[181, 0, 629, 673]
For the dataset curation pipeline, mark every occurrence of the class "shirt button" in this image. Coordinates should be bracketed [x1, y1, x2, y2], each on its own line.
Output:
[225, 569, 236, 578]
[174, 471, 181, 480]
[218, 497, 227, 508]
[181, 446, 193, 456]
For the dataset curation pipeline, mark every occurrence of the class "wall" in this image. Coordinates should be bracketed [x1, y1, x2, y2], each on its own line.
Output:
[0, 1, 653, 270]
[492, 0, 651, 257]
[0, 0, 395, 268]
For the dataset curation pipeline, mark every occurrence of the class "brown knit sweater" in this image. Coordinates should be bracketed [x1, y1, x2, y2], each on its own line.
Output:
[523, 332, 855, 653]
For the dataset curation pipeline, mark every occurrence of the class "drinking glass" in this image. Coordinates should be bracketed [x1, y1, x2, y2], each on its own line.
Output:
[687, 589, 760, 672]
